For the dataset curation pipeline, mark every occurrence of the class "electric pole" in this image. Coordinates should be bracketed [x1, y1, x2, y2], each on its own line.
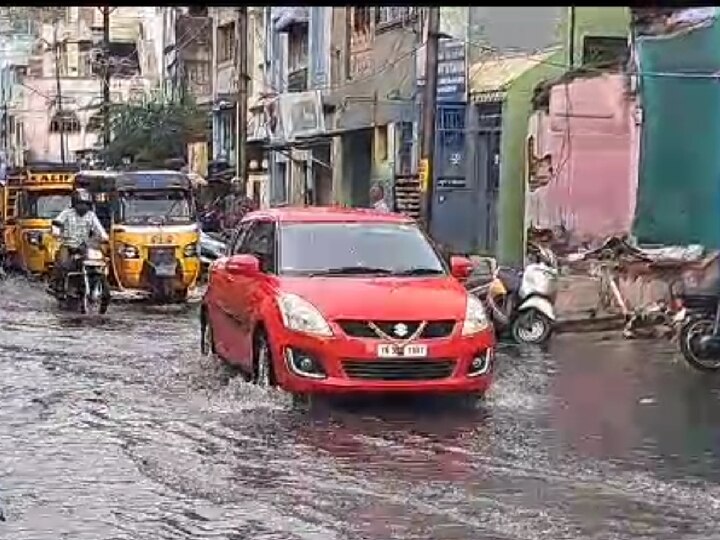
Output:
[419, 6, 440, 233]
[235, 6, 248, 188]
[53, 19, 66, 164]
[102, 6, 111, 150]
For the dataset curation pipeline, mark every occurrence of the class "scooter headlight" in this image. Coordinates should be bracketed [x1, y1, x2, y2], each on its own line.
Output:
[462, 294, 490, 336]
[117, 243, 140, 259]
[183, 243, 198, 257]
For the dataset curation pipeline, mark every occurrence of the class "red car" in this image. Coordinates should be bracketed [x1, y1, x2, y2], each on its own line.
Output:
[200, 207, 495, 400]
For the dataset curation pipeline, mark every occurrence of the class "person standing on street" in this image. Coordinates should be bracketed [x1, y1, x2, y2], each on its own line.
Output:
[369, 183, 390, 213]
[222, 178, 256, 231]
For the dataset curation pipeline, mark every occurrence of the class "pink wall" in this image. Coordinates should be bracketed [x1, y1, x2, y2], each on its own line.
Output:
[526, 73, 640, 245]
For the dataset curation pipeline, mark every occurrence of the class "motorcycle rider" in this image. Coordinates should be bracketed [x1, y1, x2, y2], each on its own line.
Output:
[50, 188, 109, 294]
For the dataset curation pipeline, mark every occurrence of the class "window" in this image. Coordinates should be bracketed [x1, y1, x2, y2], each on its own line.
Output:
[396, 122, 413, 176]
[188, 6, 208, 17]
[19, 192, 71, 219]
[349, 7, 374, 78]
[376, 7, 416, 29]
[288, 25, 308, 73]
[582, 36, 628, 68]
[54, 42, 69, 77]
[239, 220, 276, 273]
[352, 7, 372, 35]
[86, 113, 103, 132]
[118, 191, 194, 225]
[50, 111, 81, 133]
[278, 222, 446, 276]
[77, 41, 93, 77]
[217, 22, 235, 63]
[187, 61, 210, 86]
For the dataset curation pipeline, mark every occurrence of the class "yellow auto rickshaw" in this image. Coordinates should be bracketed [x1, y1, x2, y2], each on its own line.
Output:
[1, 162, 78, 276]
[76, 169, 200, 302]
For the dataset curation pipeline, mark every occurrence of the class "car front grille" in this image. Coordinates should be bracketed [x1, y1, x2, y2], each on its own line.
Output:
[336, 320, 456, 340]
[341, 358, 456, 381]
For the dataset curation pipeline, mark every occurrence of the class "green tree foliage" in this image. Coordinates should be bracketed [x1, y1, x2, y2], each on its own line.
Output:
[102, 97, 207, 168]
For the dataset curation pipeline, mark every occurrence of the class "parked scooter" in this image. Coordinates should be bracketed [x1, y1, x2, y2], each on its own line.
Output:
[676, 292, 720, 371]
[467, 244, 559, 345]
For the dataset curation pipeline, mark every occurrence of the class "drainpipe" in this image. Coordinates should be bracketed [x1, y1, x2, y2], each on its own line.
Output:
[568, 6, 576, 69]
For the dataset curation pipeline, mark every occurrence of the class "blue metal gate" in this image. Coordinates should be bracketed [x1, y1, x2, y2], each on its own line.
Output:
[431, 103, 474, 253]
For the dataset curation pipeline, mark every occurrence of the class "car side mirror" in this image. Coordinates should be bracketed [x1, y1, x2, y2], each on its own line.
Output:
[450, 256, 473, 281]
[226, 254, 261, 275]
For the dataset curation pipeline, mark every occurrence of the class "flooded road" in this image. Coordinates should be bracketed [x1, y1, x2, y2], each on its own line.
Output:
[1, 277, 720, 540]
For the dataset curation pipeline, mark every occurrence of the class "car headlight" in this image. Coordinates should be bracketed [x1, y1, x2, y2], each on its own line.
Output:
[117, 243, 139, 259]
[277, 293, 333, 337]
[183, 243, 198, 257]
[461, 294, 490, 336]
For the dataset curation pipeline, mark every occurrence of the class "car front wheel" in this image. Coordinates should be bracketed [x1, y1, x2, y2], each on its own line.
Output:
[200, 311, 215, 356]
[253, 329, 275, 387]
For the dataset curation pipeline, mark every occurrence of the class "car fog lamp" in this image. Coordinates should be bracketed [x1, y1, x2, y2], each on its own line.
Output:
[299, 356, 314, 372]
[285, 348, 326, 380]
[468, 349, 493, 377]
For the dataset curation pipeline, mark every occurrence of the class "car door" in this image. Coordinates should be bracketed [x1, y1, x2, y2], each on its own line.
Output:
[210, 220, 252, 362]
[225, 219, 278, 368]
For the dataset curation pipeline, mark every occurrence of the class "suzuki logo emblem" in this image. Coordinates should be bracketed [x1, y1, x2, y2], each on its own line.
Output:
[393, 323, 409, 338]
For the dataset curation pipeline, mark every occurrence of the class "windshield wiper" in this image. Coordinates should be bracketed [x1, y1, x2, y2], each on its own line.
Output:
[308, 266, 393, 276]
[392, 267, 445, 276]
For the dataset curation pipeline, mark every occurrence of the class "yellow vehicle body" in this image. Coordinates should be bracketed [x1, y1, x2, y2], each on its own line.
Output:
[77, 170, 200, 302]
[1, 166, 76, 275]
[110, 224, 201, 295]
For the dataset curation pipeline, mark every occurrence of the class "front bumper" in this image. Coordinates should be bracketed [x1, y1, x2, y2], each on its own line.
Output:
[270, 327, 495, 395]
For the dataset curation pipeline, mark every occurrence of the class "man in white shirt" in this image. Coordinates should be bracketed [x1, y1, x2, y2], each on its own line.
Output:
[369, 183, 390, 213]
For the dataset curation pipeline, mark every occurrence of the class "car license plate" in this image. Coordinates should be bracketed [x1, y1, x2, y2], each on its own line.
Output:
[377, 343, 428, 358]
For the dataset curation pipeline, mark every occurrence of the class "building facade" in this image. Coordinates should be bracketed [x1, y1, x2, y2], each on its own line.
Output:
[5, 6, 163, 164]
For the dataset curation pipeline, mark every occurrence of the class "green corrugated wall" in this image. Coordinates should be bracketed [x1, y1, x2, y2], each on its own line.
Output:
[633, 19, 720, 247]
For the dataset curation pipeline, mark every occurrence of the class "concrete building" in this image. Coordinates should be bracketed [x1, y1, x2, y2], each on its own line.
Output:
[526, 73, 639, 248]
[6, 7, 163, 164]
[161, 6, 211, 107]
[254, 7, 419, 210]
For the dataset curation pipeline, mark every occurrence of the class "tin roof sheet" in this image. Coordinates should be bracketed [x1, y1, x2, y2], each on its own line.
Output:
[469, 51, 557, 95]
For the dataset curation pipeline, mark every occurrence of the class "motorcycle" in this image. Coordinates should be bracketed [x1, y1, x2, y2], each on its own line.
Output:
[676, 292, 720, 371]
[52, 242, 111, 315]
[467, 244, 559, 345]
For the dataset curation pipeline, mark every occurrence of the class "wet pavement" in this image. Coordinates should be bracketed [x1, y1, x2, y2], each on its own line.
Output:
[1, 276, 720, 540]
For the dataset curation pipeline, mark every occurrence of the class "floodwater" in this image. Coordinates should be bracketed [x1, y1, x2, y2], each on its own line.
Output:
[1, 276, 720, 540]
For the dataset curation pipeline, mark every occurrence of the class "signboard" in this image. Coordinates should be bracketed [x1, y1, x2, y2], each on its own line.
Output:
[28, 173, 74, 184]
[418, 158, 429, 193]
[187, 141, 208, 177]
[436, 39, 466, 102]
[415, 38, 467, 103]
[278, 90, 325, 142]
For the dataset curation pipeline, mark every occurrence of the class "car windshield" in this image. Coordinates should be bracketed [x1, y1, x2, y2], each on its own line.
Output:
[119, 190, 193, 225]
[20, 192, 71, 219]
[279, 222, 447, 277]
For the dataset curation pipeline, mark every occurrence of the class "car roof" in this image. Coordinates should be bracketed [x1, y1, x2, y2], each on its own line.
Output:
[244, 206, 416, 224]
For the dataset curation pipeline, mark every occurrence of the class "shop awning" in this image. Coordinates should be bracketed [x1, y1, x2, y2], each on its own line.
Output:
[469, 51, 557, 101]
[272, 7, 309, 33]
